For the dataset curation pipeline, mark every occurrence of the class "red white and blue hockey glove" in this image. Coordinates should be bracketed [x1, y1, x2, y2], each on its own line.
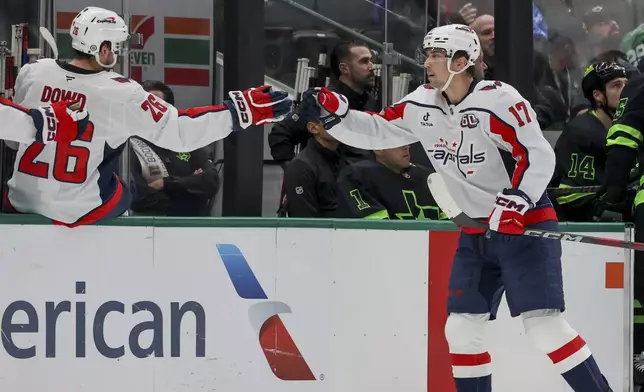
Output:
[225, 85, 292, 130]
[304, 87, 349, 129]
[30, 100, 90, 144]
[488, 188, 534, 235]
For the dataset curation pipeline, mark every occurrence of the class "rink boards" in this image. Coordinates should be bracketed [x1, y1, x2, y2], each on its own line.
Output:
[0, 218, 632, 392]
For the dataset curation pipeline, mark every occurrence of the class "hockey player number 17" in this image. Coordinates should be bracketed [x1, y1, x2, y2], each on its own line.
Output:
[508, 101, 532, 127]
[18, 121, 95, 184]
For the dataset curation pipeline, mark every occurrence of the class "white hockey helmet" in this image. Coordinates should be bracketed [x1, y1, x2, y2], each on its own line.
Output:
[69, 7, 130, 68]
[422, 24, 481, 91]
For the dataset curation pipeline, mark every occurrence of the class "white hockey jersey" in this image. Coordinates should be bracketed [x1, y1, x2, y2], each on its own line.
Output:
[8, 59, 237, 225]
[326, 80, 557, 224]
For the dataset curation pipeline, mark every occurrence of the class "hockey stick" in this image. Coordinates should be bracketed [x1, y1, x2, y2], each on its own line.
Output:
[547, 182, 639, 196]
[548, 169, 641, 196]
[547, 185, 600, 196]
[426, 173, 644, 251]
[452, 209, 644, 251]
[39, 27, 58, 60]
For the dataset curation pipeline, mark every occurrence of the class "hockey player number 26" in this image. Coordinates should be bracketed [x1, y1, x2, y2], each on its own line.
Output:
[18, 121, 95, 184]
[141, 94, 168, 123]
[508, 101, 532, 127]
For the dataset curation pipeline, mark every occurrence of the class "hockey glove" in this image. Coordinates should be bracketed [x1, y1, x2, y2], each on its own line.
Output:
[225, 85, 292, 130]
[30, 100, 90, 144]
[593, 186, 635, 222]
[292, 93, 322, 125]
[304, 87, 349, 129]
[488, 188, 534, 235]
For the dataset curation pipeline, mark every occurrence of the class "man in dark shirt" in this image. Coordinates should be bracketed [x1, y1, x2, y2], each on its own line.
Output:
[470, 14, 495, 79]
[281, 95, 351, 217]
[553, 62, 627, 221]
[537, 23, 587, 122]
[337, 145, 445, 220]
[595, 71, 644, 384]
[129, 80, 220, 216]
[268, 40, 378, 165]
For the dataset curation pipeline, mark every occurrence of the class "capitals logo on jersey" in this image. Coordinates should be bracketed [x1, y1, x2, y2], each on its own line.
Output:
[427, 138, 486, 166]
[434, 138, 458, 151]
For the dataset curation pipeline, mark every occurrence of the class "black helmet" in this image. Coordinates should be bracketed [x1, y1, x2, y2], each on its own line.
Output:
[581, 62, 627, 104]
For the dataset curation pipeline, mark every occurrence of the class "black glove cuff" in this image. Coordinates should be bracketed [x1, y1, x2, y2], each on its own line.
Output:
[502, 188, 534, 207]
[223, 100, 243, 132]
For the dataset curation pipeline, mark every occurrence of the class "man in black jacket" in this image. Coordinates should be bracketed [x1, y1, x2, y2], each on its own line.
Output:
[129, 80, 220, 216]
[269, 40, 378, 165]
[282, 94, 352, 218]
[595, 70, 644, 387]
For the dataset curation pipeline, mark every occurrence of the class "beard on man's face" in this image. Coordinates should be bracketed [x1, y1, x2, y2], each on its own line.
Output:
[485, 40, 495, 56]
[357, 71, 376, 89]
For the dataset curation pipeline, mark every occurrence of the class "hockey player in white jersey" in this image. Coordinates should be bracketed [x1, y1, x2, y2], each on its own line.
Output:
[300, 24, 612, 391]
[6, 6, 291, 227]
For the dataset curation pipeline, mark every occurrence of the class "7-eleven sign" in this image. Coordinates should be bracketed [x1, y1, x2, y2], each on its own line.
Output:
[130, 15, 155, 82]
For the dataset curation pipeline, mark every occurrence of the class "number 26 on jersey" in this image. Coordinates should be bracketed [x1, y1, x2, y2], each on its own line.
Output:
[141, 94, 168, 123]
[18, 121, 95, 184]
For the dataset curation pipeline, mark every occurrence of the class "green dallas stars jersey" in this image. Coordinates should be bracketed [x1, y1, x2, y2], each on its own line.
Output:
[554, 110, 608, 221]
[336, 160, 447, 220]
[622, 24, 644, 67]
[604, 73, 644, 205]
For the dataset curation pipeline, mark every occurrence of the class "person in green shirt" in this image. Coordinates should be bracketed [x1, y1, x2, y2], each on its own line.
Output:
[336, 145, 447, 220]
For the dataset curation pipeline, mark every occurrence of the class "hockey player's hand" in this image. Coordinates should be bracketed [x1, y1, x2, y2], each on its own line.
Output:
[593, 186, 634, 222]
[29, 100, 90, 144]
[225, 85, 292, 129]
[294, 93, 323, 124]
[488, 188, 534, 235]
[304, 87, 349, 129]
